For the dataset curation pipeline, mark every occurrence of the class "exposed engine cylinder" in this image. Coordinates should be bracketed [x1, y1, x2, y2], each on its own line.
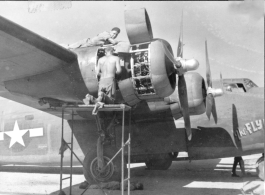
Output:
[119, 39, 176, 106]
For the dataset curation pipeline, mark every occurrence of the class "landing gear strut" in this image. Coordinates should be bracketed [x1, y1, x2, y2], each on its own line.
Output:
[83, 147, 125, 184]
[83, 104, 131, 186]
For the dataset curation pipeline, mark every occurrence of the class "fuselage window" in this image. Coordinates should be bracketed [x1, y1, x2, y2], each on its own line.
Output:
[244, 79, 258, 90]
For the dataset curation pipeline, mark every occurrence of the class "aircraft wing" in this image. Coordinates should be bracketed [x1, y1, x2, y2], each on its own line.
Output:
[0, 15, 88, 111]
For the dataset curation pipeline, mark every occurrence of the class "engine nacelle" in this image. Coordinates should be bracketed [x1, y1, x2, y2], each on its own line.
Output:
[171, 72, 206, 119]
[75, 7, 203, 112]
[149, 72, 206, 119]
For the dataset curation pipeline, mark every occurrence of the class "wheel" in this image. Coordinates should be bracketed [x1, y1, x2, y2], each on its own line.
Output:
[83, 146, 126, 184]
[256, 156, 264, 180]
[145, 156, 173, 170]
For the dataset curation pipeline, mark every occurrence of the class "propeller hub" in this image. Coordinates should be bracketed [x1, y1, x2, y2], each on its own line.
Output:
[207, 87, 223, 98]
[161, 43, 199, 76]
[174, 58, 199, 76]
[179, 58, 199, 72]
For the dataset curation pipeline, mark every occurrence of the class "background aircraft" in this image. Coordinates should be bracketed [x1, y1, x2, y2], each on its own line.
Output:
[0, 1, 263, 184]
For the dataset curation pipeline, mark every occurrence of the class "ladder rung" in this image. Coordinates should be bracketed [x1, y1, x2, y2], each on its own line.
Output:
[66, 143, 71, 144]
[123, 177, 130, 182]
[62, 177, 71, 180]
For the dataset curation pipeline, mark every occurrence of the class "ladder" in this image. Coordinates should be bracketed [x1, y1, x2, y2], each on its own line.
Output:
[59, 109, 85, 195]
[59, 104, 131, 195]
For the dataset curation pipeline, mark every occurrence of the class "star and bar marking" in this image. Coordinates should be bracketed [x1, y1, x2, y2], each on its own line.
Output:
[0, 120, 43, 148]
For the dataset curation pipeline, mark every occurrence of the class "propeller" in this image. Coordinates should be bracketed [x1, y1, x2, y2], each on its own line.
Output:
[205, 40, 223, 123]
[162, 44, 194, 140]
[178, 74, 192, 140]
[220, 72, 225, 93]
[220, 72, 223, 86]
[161, 20, 199, 141]
[232, 104, 239, 149]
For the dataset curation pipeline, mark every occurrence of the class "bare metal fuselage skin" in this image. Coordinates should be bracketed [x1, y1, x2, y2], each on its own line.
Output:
[0, 97, 82, 165]
[0, 83, 263, 165]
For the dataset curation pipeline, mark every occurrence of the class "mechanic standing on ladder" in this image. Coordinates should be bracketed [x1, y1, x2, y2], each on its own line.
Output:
[94, 45, 122, 172]
[96, 46, 122, 104]
[83, 46, 121, 106]
[80, 46, 122, 189]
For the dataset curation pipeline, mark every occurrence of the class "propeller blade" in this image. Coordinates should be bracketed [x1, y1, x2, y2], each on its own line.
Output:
[232, 104, 238, 133]
[206, 93, 218, 123]
[205, 94, 213, 120]
[232, 104, 240, 149]
[205, 40, 219, 123]
[178, 75, 192, 140]
[177, 13, 191, 140]
[220, 72, 224, 91]
[177, 10, 184, 58]
[205, 40, 212, 88]
[212, 97, 217, 124]
[161, 43, 181, 68]
[177, 36, 183, 58]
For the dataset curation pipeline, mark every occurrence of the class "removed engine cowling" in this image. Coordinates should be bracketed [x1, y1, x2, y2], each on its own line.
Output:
[119, 8, 176, 105]
[118, 39, 176, 106]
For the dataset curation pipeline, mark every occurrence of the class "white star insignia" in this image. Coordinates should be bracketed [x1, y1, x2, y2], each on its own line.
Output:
[5, 121, 28, 148]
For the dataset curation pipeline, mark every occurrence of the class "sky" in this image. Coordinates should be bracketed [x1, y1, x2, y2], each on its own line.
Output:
[0, 1, 264, 86]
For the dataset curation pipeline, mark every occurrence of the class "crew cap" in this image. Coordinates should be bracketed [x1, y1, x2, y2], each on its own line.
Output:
[111, 27, 120, 34]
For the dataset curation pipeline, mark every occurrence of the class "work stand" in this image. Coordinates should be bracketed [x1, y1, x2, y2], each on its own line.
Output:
[59, 104, 132, 195]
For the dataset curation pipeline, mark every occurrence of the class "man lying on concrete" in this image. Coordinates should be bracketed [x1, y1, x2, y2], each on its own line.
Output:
[80, 181, 143, 191]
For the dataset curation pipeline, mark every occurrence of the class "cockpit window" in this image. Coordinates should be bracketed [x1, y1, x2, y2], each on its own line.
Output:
[224, 83, 245, 92]
[243, 79, 258, 89]
[224, 79, 258, 93]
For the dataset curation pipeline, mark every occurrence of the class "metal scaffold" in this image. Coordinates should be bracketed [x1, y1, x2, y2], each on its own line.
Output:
[59, 104, 132, 195]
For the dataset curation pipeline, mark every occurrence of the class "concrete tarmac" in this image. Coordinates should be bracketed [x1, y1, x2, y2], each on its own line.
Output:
[0, 154, 263, 195]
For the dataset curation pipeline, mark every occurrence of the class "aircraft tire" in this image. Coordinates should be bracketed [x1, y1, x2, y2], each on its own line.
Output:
[145, 154, 173, 170]
[83, 146, 126, 184]
[256, 156, 264, 180]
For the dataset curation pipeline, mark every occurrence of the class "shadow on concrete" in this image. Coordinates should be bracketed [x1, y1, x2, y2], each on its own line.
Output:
[50, 158, 261, 195]
[0, 164, 83, 175]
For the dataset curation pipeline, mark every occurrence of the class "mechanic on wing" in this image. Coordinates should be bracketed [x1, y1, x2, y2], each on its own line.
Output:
[68, 27, 120, 48]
